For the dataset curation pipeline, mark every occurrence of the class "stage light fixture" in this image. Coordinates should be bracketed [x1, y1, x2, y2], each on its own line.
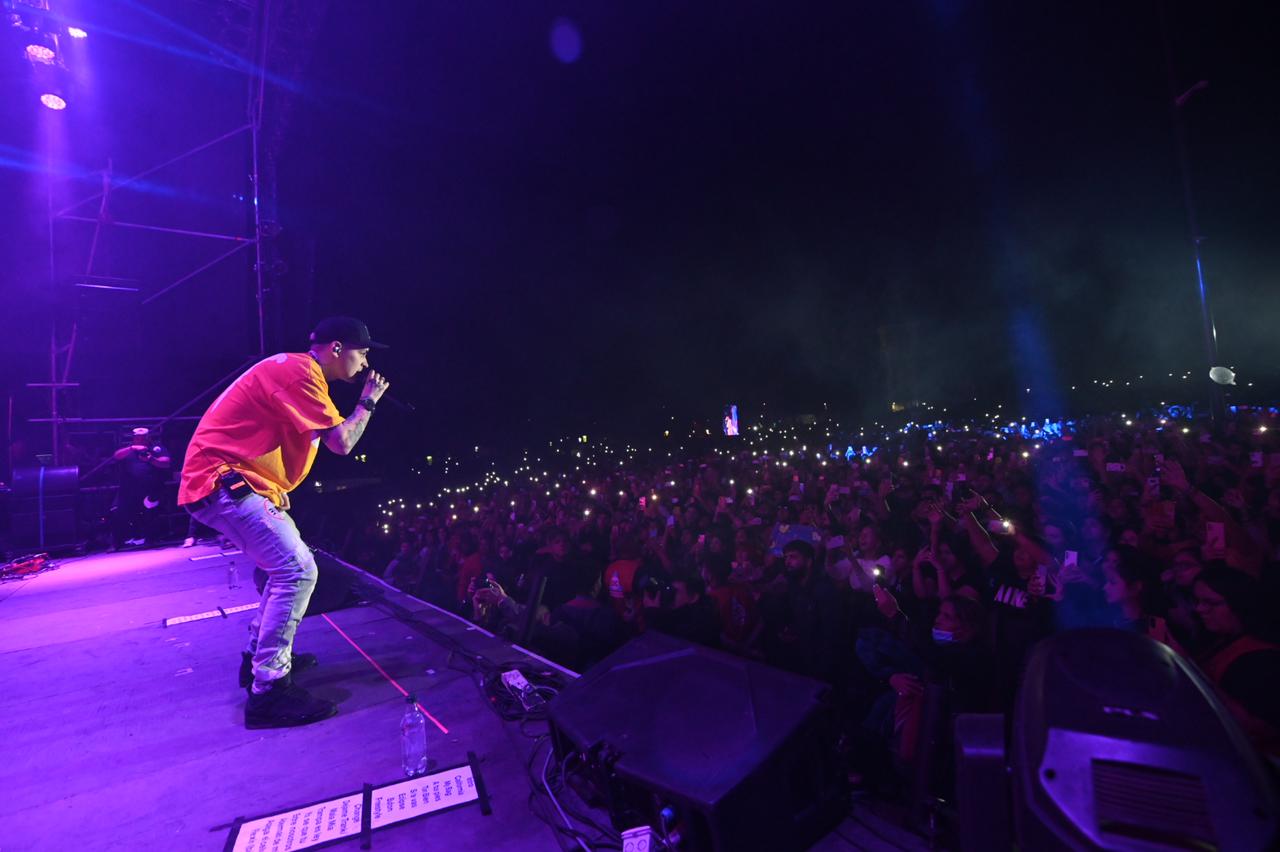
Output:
[67, 26, 87, 38]
[40, 93, 67, 110]
[25, 43, 56, 64]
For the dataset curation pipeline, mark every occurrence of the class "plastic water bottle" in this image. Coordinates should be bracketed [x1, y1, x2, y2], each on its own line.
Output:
[401, 694, 428, 777]
[227, 561, 240, 589]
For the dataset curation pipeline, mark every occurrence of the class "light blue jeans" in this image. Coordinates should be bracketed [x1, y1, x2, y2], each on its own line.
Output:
[187, 488, 318, 688]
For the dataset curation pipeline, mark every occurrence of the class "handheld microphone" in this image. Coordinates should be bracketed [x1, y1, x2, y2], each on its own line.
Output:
[381, 394, 416, 413]
[359, 366, 414, 412]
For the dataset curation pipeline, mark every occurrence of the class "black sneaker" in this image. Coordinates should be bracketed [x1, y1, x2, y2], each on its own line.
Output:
[239, 650, 319, 690]
[244, 677, 337, 729]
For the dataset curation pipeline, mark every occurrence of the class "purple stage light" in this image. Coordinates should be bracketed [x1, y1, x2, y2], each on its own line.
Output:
[25, 44, 56, 64]
[550, 18, 582, 64]
[67, 26, 88, 39]
[40, 93, 67, 111]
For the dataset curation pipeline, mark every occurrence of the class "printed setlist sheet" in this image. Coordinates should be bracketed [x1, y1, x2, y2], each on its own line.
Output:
[226, 756, 488, 852]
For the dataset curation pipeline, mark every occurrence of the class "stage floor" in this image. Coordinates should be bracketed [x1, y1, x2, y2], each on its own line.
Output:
[0, 544, 930, 852]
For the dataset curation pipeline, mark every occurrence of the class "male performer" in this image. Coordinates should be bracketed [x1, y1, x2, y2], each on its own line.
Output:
[179, 317, 390, 728]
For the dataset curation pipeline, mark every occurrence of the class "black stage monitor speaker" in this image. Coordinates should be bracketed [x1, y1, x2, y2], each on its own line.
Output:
[547, 631, 847, 852]
[10, 465, 80, 552]
[249, 549, 362, 615]
[307, 549, 364, 614]
[958, 628, 1278, 852]
[953, 712, 1012, 851]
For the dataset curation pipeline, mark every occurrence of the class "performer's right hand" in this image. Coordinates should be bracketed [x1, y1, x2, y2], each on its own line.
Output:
[362, 369, 390, 402]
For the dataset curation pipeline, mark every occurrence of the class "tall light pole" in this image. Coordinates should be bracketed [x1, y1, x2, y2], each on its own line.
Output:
[1160, 4, 1226, 431]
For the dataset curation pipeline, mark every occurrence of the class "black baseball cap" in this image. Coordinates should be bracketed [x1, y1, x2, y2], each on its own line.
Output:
[309, 317, 388, 350]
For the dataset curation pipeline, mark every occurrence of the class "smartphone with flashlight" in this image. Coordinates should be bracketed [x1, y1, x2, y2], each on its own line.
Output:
[1034, 565, 1059, 597]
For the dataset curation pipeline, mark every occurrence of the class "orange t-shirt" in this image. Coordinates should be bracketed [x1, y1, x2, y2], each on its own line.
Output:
[178, 353, 344, 507]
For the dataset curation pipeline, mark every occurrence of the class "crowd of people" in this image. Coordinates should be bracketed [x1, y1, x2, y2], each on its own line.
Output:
[343, 408, 1280, 799]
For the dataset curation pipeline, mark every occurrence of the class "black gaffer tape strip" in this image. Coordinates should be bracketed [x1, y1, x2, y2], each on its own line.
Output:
[221, 818, 244, 852]
[361, 783, 374, 849]
[468, 751, 492, 816]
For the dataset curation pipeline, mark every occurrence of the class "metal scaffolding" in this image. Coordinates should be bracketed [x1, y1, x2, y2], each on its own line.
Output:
[30, 0, 277, 466]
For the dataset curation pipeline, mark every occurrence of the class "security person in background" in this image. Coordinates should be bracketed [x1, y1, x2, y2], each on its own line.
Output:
[112, 427, 171, 548]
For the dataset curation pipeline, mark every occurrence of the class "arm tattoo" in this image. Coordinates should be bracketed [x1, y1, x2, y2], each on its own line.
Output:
[342, 406, 372, 453]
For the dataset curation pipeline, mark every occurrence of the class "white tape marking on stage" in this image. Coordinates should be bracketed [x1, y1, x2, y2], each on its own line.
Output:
[162, 601, 259, 627]
[188, 549, 243, 562]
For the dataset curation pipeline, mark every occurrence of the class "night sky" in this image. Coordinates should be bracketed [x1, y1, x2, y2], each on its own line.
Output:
[283, 2, 1280, 438]
[3, 1, 1278, 456]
